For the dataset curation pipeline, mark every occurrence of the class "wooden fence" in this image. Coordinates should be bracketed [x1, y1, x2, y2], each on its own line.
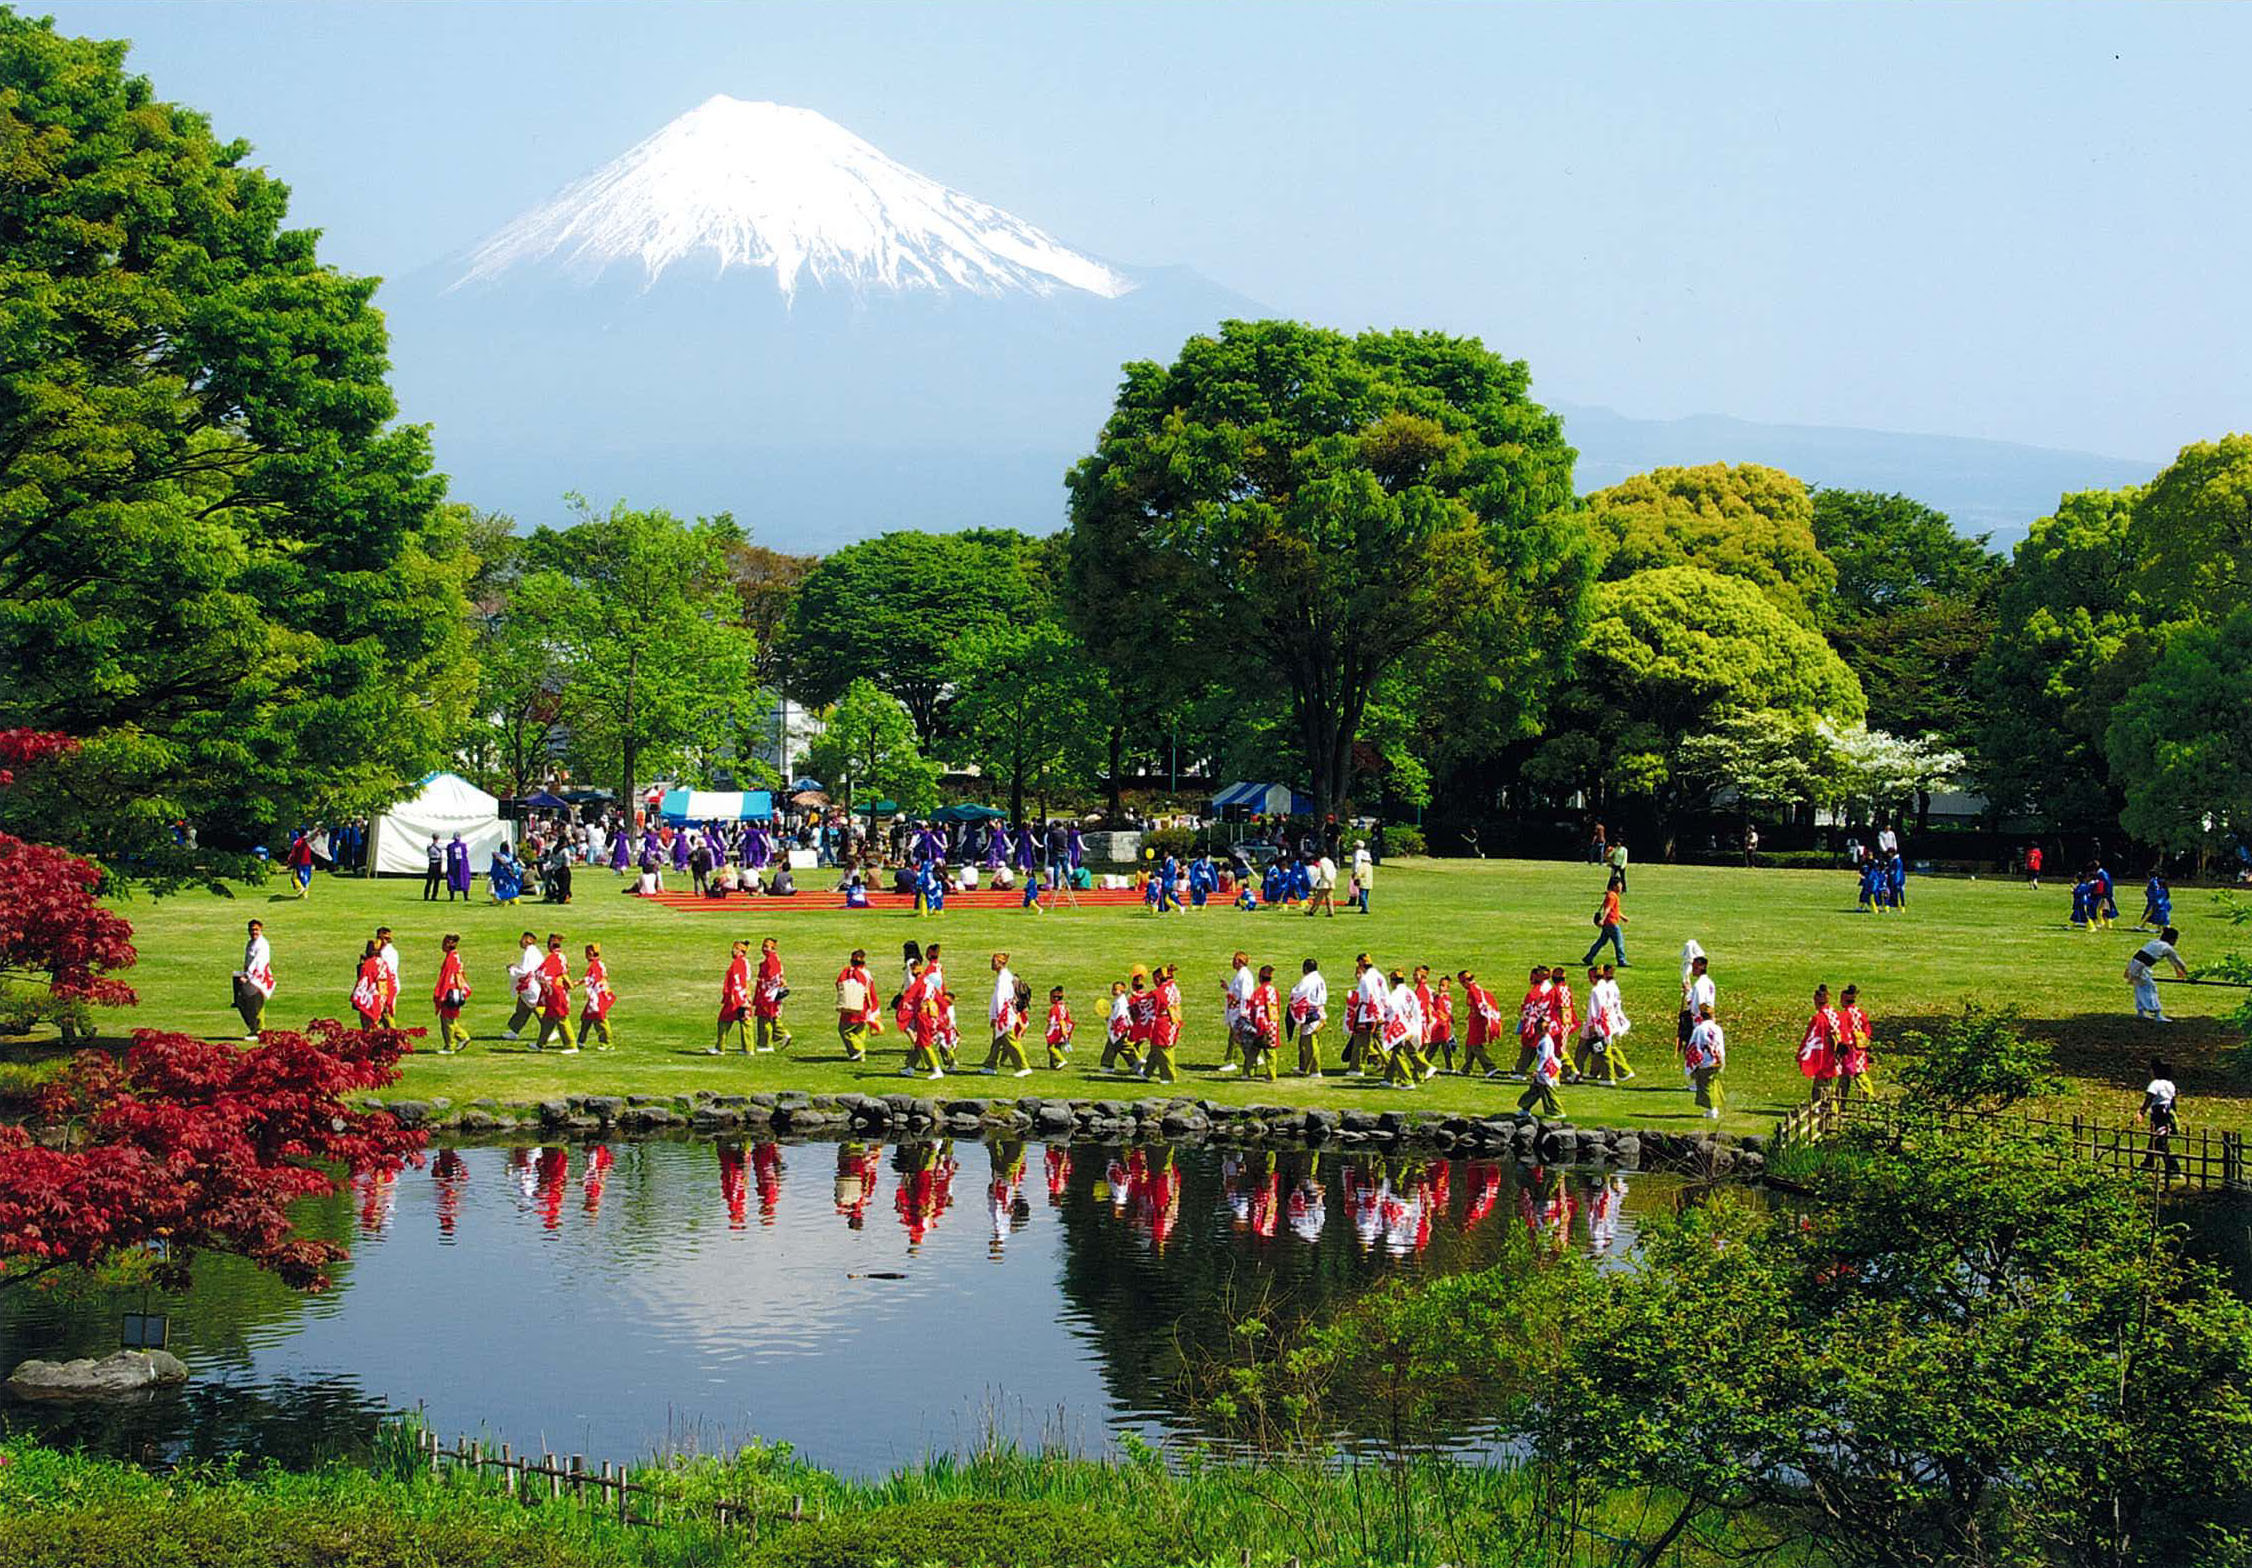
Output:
[1771, 1095, 2250, 1191]
[408, 1426, 803, 1537]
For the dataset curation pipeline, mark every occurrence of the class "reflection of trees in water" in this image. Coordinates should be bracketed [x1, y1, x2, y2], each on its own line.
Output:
[1050, 1147, 1588, 1436]
[2, 1374, 390, 1470]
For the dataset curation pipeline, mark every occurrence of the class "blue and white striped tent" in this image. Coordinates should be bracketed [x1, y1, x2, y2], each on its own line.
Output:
[1212, 782, 1312, 817]
[658, 788, 774, 824]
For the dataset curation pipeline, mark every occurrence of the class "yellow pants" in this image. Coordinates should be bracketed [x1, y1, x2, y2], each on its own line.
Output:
[576, 1014, 612, 1049]
[983, 1031, 1030, 1072]
[1693, 1066, 1725, 1113]
[755, 1015, 789, 1053]
[1099, 1035, 1139, 1072]
[719, 1015, 752, 1053]
[1460, 1034, 1496, 1074]
[838, 1019, 868, 1060]
[436, 1012, 470, 1051]
[1046, 1037, 1070, 1069]
[534, 1015, 571, 1049]
[1295, 1024, 1323, 1076]
[1145, 1043, 1178, 1082]
[1385, 1039, 1426, 1085]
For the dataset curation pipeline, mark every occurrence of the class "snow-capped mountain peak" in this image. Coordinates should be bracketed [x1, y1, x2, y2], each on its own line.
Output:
[455, 96, 1133, 300]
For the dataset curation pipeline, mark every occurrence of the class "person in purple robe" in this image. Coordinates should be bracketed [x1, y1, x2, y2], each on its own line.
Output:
[1013, 823, 1037, 872]
[609, 823, 632, 873]
[914, 823, 941, 865]
[671, 828, 691, 871]
[1067, 824, 1085, 873]
[445, 834, 473, 898]
[746, 823, 772, 869]
[983, 822, 1007, 871]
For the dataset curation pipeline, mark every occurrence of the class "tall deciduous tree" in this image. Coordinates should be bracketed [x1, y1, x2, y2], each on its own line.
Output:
[1586, 463, 1835, 625]
[2130, 434, 2252, 621]
[1065, 321, 1591, 823]
[2106, 607, 2252, 853]
[512, 500, 756, 817]
[783, 529, 1045, 746]
[945, 621, 1111, 821]
[0, 13, 473, 879]
[805, 679, 939, 817]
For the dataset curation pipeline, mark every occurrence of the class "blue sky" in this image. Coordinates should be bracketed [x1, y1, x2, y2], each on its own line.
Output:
[38, 0, 2251, 460]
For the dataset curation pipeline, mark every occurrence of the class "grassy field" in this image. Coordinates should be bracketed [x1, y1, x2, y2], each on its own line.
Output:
[32, 857, 2251, 1134]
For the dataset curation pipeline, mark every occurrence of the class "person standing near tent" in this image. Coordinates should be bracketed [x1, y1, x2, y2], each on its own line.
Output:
[234, 919, 275, 1040]
[578, 943, 615, 1050]
[374, 926, 401, 1027]
[2127, 926, 2189, 1022]
[445, 833, 472, 900]
[502, 930, 542, 1039]
[1289, 958, 1329, 1076]
[715, 940, 755, 1055]
[754, 937, 792, 1053]
[432, 934, 471, 1052]
[423, 837, 444, 901]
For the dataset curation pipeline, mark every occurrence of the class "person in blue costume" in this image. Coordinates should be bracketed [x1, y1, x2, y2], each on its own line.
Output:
[2141, 870, 2172, 931]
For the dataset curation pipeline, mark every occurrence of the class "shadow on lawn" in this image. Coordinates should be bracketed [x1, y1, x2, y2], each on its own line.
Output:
[1887, 1010, 2246, 1100]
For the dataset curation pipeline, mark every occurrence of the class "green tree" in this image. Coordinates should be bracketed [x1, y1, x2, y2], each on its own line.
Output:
[1673, 707, 1836, 842]
[1974, 488, 2150, 831]
[944, 620, 1111, 822]
[0, 11, 473, 880]
[1065, 320, 1592, 824]
[510, 500, 755, 816]
[1587, 462, 1835, 625]
[2107, 606, 2252, 852]
[2131, 434, 2252, 621]
[805, 679, 939, 817]
[783, 529, 1045, 746]
[1542, 566, 1865, 847]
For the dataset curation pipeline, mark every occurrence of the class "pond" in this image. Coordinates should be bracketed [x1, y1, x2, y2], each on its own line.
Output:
[0, 1140, 1688, 1475]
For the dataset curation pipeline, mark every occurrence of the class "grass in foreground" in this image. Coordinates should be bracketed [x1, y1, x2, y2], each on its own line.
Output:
[21, 857, 2247, 1133]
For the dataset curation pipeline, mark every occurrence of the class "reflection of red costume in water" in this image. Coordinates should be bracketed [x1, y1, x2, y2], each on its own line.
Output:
[752, 1142, 783, 1226]
[582, 1145, 613, 1219]
[432, 1148, 467, 1236]
[718, 1144, 749, 1229]
[834, 1144, 881, 1229]
[354, 1167, 396, 1234]
[1462, 1160, 1503, 1228]
[1043, 1145, 1072, 1205]
[893, 1147, 959, 1250]
[535, 1146, 569, 1230]
[1129, 1151, 1181, 1251]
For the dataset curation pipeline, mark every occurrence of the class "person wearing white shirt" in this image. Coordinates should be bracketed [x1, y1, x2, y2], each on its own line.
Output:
[981, 951, 1028, 1075]
[2126, 927, 2188, 1021]
[503, 930, 542, 1039]
[1876, 824, 1899, 857]
[1382, 971, 1424, 1088]
[1351, 844, 1374, 914]
[1307, 855, 1339, 918]
[1289, 959, 1330, 1077]
[1351, 956, 1387, 1075]
[234, 919, 275, 1040]
[375, 927, 401, 1027]
[1686, 1006, 1727, 1119]
[2142, 1056, 2183, 1179]
[1678, 945, 1716, 1066]
[1219, 953, 1255, 1074]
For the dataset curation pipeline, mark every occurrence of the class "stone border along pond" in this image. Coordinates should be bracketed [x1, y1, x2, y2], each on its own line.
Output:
[361, 1090, 1773, 1177]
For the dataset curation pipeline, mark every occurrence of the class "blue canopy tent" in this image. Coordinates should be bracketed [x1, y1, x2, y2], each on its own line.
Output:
[931, 802, 1010, 824]
[520, 790, 573, 810]
[658, 788, 773, 824]
[1212, 782, 1313, 818]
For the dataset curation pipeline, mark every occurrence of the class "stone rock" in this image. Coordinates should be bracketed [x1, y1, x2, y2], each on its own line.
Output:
[691, 1108, 746, 1132]
[576, 1096, 623, 1122]
[535, 1100, 572, 1128]
[456, 1109, 508, 1133]
[384, 1101, 432, 1130]
[8, 1350, 189, 1400]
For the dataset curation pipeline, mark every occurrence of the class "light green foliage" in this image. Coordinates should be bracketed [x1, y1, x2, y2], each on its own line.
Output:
[1588, 463, 1835, 625]
[805, 678, 939, 817]
[1821, 721, 1965, 817]
[1975, 488, 2149, 829]
[783, 529, 1047, 746]
[1065, 320, 1593, 822]
[510, 500, 756, 809]
[2107, 607, 2252, 852]
[1889, 1003, 2064, 1114]
[1675, 708, 1836, 819]
[0, 12, 473, 881]
[2130, 434, 2252, 621]
[943, 620, 1111, 821]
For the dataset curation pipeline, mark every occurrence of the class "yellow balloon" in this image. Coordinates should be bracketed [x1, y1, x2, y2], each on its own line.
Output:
[1143, 847, 1155, 860]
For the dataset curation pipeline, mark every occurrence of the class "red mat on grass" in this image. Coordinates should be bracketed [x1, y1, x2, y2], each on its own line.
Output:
[639, 886, 1154, 914]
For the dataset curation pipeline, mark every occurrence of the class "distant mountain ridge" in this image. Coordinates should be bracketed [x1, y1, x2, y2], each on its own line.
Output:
[377, 97, 2161, 551]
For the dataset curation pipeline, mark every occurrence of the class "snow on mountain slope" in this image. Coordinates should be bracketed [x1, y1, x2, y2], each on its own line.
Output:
[454, 96, 1133, 301]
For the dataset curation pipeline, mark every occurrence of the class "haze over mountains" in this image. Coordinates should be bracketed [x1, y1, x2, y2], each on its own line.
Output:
[379, 97, 2155, 552]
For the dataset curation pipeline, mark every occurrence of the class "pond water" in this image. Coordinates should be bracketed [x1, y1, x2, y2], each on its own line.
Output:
[0, 1140, 1687, 1475]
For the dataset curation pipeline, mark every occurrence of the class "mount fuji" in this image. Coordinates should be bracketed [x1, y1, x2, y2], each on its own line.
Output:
[380, 97, 1255, 546]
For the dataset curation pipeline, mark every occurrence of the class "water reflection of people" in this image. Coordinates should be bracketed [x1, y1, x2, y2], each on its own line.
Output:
[1042, 1144, 1072, 1207]
[1461, 1159, 1503, 1229]
[1587, 1173, 1629, 1254]
[1223, 1152, 1280, 1241]
[432, 1148, 467, 1238]
[1517, 1167, 1578, 1259]
[987, 1140, 1030, 1259]
[353, 1166, 397, 1235]
[582, 1144, 613, 1221]
[1128, 1148, 1181, 1252]
[834, 1142, 880, 1229]
[718, 1142, 749, 1230]
[892, 1141, 958, 1251]
[752, 1141, 784, 1226]
[535, 1146, 569, 1230]
[1286, 1172, 1327, 1244]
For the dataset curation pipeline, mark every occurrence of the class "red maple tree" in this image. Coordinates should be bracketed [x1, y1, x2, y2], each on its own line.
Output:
[0, 729, 135, 1028]
[0, 1023, 426, 1291]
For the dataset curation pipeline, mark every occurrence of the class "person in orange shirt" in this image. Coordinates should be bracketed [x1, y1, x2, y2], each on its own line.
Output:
[714, 940, 754, 1055]
[533, 933, 574, 1052]
[432, 933, 472, 1052]
[1044, 985, 1075, 1069]
[1582, 873, 1629, 967]
[1456, 969, 1503, 1077]
[577, 942, 615, 1050]
[752, 937, 792, 1054]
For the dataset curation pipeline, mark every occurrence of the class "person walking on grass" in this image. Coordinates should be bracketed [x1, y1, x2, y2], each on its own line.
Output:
[1678, 945, 1715, 1068]
[897, 955, 943, 1080]
[502, 931, 542, 1040]
[1307, 851, 1339, 917]
[1517, 1011, 1566, 1118]
[1101, 978, 1138, 1074]
[1426, 970, 1457, 1074]
[714, 940, 754, 1055]
[1044, 986, 1075, 1069]
[577, 943, 615, 1050]
[1686, 1003, 1726, 1119]
[1834, 983, 1872, 1097]
[1607, 837, 1629, 893]
[1511, 965, 1553, 1079]
[375, 927, 401, 1027]
[2127, 926, 2188, 1022]
[1593, 963, 1636, 1081]
[1457, 968, 1502, 1077]
[1797, 983, 1841, 1102]
[1583, 874, 1629, 967]
[1289, 958, 1329, 1077]
[432, 934, 471, 1053]
[1244, 964, 1281, 1081]
[1347, 953, 1386, 1074]
[834, 949, 876, 1062]
[533, 934, 574, 1052]
[350, 939, 389, 1030]
[1219, 951, 1254, 1076]
[1351, 841, 1374, 914]
[1380, 967, 1425, 1089]
[1142, 963, 1184, 1083]
[2025, 842, 2043, 890]
[982, 951, 1030, 1077]
[234, 919, 275, 1040]
[2142, 1057, 2183, 1182]
[2140, 870, 2173, 931]
[753, 937, 792, 1054]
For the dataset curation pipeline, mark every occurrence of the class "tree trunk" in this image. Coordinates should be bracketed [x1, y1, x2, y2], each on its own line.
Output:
[1105, 722, 1125, 825]
[1009, 738, 1025, 824]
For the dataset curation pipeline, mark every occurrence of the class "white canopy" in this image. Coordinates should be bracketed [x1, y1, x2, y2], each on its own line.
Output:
[367, 772, 514, 876]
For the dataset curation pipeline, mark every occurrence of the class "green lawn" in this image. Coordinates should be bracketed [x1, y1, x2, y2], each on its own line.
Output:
[37, 857, 2251, 1134]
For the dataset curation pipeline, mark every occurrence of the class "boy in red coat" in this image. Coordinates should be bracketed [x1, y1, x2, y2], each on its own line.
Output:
[714, 940, 754, 1054]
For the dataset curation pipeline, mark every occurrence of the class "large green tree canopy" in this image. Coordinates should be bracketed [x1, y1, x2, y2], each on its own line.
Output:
[2107, 606, 2252, 852]
[1585, 463, 1835, 626]
[0, 11, 471, 877]
[1064, 320, 1591, 822]
[782, 528, 1047, 747]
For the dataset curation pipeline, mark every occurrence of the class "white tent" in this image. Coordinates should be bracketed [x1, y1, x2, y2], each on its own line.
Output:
[367, 772, 514, 876]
